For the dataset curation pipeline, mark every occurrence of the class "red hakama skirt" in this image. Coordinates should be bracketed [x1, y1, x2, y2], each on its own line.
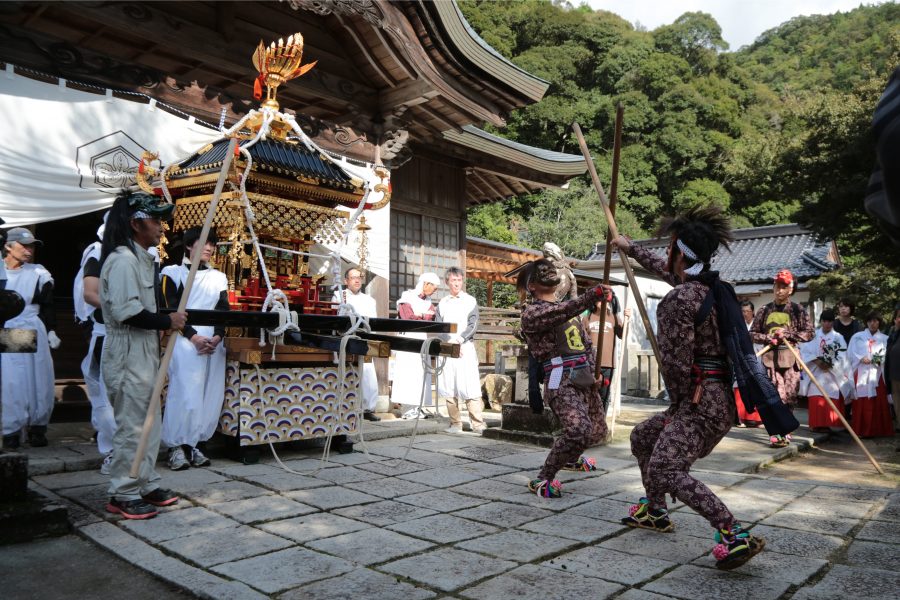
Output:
[851, 378, 894, 437]
[807, 395, 844, 429]
[734, 388, 763, 426]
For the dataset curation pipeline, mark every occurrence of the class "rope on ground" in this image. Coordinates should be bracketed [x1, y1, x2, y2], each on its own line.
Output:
[381, 338, 447, 468]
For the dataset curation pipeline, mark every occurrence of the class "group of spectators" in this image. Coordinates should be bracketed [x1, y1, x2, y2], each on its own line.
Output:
[735, 270, 899, 444]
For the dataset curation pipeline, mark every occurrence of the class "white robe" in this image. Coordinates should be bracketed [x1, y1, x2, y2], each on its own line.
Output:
[799, 328, 853, 401]
[333, 289, 379, 412]
[436, 291, 481, 401]
[1, 263, 55, 435]
[160, 264, 228, 447]
[74, 242, 116, 454]
[847, 329, 888, 400]
[390, 289, 435, 407]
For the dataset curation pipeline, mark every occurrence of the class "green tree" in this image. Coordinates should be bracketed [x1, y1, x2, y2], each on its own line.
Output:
[653, 12, 728, 74]
[672, 179, 731, 212]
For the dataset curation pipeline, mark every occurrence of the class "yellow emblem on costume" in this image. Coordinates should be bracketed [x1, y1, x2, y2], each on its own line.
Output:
[565, 322, 585, 351]
[765, 311, 790, 335]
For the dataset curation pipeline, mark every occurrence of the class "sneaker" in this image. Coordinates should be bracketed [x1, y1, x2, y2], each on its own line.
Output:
[712, 523, 765, 570]
[141, 487, 180, 507]
[471, 426, 486, 435]
[106, 498, 158, 520]
[363, 411, 381, 422]
[400, 407, 421, 420]
[99, 452, 113, 475]
[167, 447, 190, 471]
[189, 446, 211, 467]
[444, 425, 463, 434]
[621, 497, 675, 532]
[769, 435, 789, 448]
[562, 455, 598, 472]
[28, 426, 48, 447]
[528, 478, 563, 499]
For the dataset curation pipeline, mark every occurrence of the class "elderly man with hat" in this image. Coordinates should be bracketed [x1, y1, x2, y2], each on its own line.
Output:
[749, 269, 814, 447]
[99, 190, 187, 519]
[1, 226, 58, 448]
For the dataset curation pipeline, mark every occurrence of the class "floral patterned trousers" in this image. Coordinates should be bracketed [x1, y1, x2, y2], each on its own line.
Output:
[630, 391, 736, 530]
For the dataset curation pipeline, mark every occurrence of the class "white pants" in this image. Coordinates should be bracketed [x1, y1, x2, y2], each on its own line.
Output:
[82, 332, 116, 455]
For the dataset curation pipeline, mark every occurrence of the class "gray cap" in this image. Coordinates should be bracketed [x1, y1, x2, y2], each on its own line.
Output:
[5, 227, 43, 246]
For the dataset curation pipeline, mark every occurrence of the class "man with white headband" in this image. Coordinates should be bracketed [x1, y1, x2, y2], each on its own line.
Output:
[612, 206, 770, 571]
[74, 211, 117, 472]
[391, 272, 439, 419]
[99, 190, 187, 520]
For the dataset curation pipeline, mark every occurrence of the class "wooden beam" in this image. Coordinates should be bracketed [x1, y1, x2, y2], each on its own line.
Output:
[469, 169, 508, 202]
[379, 78, 439, 110]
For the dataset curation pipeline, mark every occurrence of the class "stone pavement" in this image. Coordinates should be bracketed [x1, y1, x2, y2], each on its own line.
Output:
[26, 414, 900, 600]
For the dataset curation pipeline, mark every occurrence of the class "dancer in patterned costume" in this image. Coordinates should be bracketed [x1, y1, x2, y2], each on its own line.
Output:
[749, 269, 814, 447]
[517, 259, 612, 497]
[612, 206, 765, 570]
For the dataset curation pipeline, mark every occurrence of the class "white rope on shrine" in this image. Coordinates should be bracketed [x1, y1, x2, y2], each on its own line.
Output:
[224, 105, 396, 473]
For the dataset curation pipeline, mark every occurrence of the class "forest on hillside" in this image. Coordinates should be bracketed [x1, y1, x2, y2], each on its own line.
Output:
[458, 0, 900, 315]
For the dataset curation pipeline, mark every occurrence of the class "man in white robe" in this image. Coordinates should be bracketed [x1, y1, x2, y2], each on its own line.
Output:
[332, 267, 380, 421]
[436, 267, 484, 434]
[74, 214, 118, 472]
[2, 227, 58, 449]
[160, 228, 229, 470]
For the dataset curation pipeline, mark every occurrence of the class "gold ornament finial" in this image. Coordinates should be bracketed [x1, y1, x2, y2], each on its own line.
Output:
[252, 33, 317, 111]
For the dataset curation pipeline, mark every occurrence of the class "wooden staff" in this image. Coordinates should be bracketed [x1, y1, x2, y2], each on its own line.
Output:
[781, 339, 885, 475]
[573, 122, 662, 364]
[594, 104, 624, 380]
[130, 138, 238, 477]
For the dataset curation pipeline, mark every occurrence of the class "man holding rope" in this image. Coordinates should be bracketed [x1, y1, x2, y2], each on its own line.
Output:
[612, 206, 766, 570]
[100, 190, 186, 520]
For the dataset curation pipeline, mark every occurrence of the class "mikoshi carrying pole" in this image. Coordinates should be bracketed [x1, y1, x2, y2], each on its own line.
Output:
[594, 104, 624, 380]
[781, 339, 885, 475]
[130, 138, 239, 478]
[572, 122, 663, 364]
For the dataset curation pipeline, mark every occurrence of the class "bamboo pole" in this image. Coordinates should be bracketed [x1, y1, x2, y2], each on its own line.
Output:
[572, 122, 662, 364]
[781, 339, 885, 475]
[130, 138, 238, 478]
[594, 104, 624, 380]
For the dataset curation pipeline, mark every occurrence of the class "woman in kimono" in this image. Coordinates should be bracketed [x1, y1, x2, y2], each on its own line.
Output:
[847, 312, 893, 437]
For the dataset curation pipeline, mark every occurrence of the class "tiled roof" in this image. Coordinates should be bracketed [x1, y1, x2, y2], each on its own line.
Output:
[175, 138, 356, 191]
[587, 224, 839, 284]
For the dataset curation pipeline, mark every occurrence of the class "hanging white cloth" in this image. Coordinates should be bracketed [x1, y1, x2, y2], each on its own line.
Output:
[1, 264, 55, 435]
[799, 327, 853, 400]
[847, 329, 888, 399]
[436, 291, 481, 401]
[333, 289, 379, 411]
[160, 264, 228, 447]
